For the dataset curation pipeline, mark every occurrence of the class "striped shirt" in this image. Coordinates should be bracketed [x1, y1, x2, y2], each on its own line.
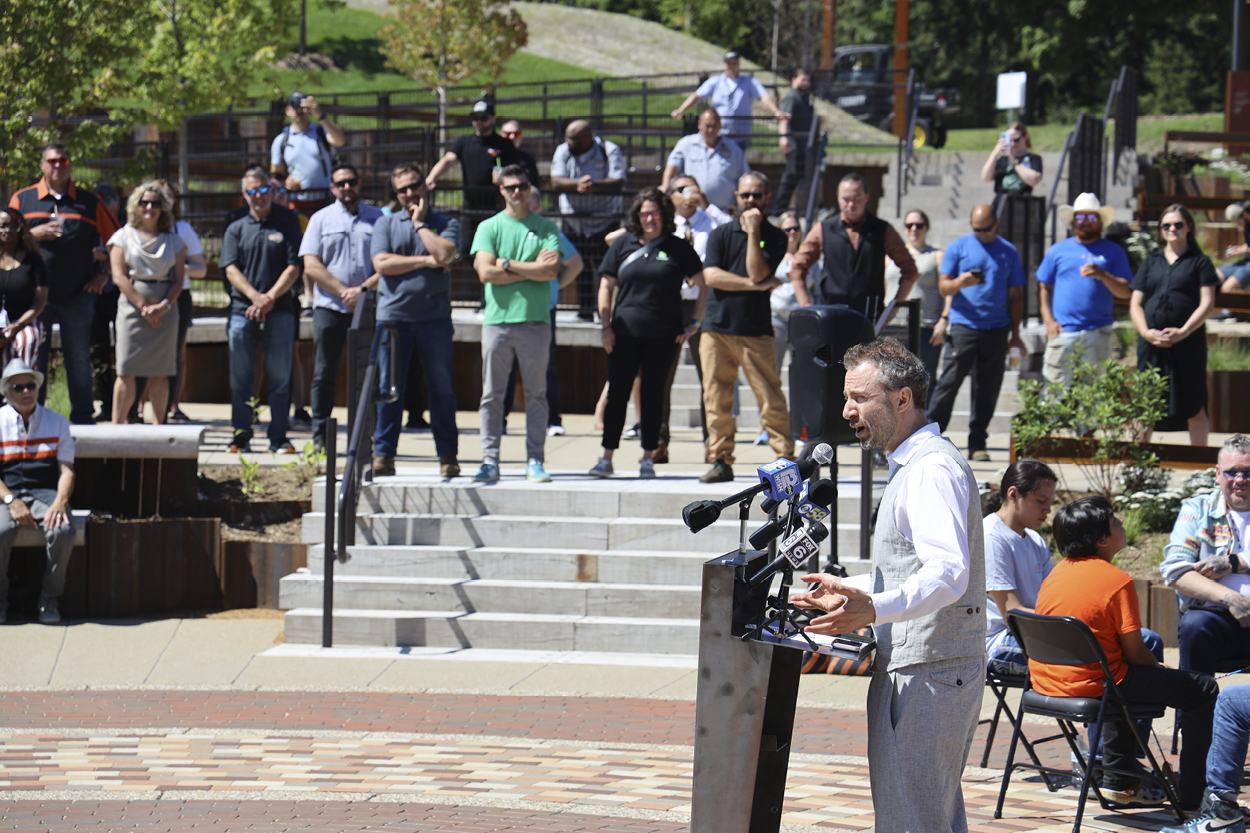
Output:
[0, 403, 75, 493]
[9, 179, 120, 304]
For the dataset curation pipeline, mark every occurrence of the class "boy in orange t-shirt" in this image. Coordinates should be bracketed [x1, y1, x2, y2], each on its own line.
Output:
[1030, 496, 1218, 811]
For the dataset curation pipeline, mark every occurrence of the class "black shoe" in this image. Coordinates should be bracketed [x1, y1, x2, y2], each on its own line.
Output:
[290, 409, 313, 429]
[228, 431, 252, 454]
[270, 440, 297, 455]
[623, 422, 641, 440]
[406, 413, 430, 430]
[699, 460, 734, 483]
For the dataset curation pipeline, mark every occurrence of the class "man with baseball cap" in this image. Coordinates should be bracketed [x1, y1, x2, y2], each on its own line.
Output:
[270, 91, 347, 210]
[670, 51, 787, 145]
[1036, 192, 1133, 387]
[426, 100, 520, 252]
[0, 358, 76, 625]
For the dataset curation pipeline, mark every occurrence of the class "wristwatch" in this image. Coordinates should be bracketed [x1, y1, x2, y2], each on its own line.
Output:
[3, 494, 14, 506]
[499, 259, 510, 272]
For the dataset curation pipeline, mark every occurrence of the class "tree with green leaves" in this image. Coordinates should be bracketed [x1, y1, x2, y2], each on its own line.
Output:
[0, 0, 149, 192]
[117, 0, 300, 189]
[378, 0, 528, 138]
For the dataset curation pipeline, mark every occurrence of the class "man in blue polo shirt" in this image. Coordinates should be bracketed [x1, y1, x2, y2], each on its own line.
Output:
[369, 163, 460, 479]
[299, 164, 383, 453]
[660, 109, 748, 211]
[1037, 193, 1132, 388]
[927, 203, 1026, 463]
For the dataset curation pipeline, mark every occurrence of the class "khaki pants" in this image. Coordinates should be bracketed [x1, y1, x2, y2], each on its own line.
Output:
[699, 332, 794, 465]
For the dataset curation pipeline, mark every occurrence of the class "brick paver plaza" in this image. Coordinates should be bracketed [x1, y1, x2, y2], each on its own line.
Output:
[0, 690, 1184, 832]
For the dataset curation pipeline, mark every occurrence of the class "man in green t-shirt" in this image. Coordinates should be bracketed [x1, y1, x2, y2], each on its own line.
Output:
[470, 164, 562, 483]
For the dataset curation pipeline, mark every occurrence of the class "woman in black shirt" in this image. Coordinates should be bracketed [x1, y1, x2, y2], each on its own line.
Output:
[1129, 204, 1218, 444]
[590, 189, 704, 478]
[980, 121, 1043, 196]
[0, 207, 49, 368]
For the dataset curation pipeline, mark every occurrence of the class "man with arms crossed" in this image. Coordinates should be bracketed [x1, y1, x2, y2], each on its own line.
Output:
[470, 165, 562, 484]
[793, 338, 985, 833]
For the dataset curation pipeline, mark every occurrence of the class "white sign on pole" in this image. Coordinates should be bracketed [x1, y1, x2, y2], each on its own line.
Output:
[996, 72, 1027, 110]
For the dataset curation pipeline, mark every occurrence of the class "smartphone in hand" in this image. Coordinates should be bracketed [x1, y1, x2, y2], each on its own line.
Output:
[969, 268, 985, 284]
[1000, 131, 1012, 149]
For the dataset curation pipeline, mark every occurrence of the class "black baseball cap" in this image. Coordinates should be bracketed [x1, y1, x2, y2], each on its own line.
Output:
[471, 100, 495, 116]
[723, 50, 741, 61]
[287, 91, 307, 108]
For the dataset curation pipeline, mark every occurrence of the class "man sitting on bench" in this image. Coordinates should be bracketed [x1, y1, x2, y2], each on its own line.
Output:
[0, 358, 76, 625]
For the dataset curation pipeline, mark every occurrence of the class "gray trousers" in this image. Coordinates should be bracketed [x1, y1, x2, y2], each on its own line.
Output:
[867, 655, 984, 833]
[480, 322, 550, 465]
[0, 488, 76, 604]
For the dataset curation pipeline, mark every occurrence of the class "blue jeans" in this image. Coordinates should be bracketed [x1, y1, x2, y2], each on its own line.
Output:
[1208, 684, 1250, 799]
[1178, 605, 1250, 676]
[228, 310, 295, 446]
[374, 317, 457, 458]
[37, 291, 98, 424]
[990, 627, 1165, 676]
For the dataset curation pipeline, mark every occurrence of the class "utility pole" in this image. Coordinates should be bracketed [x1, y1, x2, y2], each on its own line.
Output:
[820, 0, 834, 70]
[1235, 0, 1244, 71]
[891, 0, 909, 138]
[300, 0, 307, 55]
[802, 0, 811, 68]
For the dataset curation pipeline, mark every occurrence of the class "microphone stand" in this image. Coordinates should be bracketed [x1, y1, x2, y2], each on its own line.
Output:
[740, 488, 819, 652]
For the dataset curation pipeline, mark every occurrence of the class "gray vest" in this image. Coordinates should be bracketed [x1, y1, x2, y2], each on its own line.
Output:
[871, 433, 986, 671]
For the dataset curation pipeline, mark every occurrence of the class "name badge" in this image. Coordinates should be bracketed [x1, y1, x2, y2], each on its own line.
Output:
[268, 232, 285, 243]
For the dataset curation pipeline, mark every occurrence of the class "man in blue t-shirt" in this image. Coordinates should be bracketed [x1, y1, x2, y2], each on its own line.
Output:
[1037, 193, 1133, 388]
[926, 204, 1027, 462]
[669, 51, 787, 145]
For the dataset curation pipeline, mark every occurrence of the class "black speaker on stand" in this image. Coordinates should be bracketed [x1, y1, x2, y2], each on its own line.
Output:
[788, 305, 875, 574]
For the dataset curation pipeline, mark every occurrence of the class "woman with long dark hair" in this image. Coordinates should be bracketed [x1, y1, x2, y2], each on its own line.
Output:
[984, 459, 1058, 674]
[0, 207, 49, 368]
[589, 188, 704, 478]
[1129, 204, 1218, 445]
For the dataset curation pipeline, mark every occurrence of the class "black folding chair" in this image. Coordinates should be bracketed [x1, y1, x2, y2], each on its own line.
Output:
[994, 611, 1185, 833]
[979, 667, 1060, 791]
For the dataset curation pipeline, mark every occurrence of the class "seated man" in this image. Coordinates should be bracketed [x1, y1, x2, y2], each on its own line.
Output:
[1161, 435, 1250, 676]
[1032, 496, 1218, 810]
[0, 359, 76, 624]
[1218, 203, 1250, 294]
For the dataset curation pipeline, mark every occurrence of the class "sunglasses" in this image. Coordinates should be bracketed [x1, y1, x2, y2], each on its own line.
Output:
[502, 130, 522, 138]
[782, 226, 801, 233]
[972, 225, 996, 233]
[502, 182, 531, 193]
[1222, 469, 1250, 482]
[675, 185, 699, 194]
[1161, 221, 1187, 231]
[1073, 212, 1101, 223]
[470, 114, 491, 121]
[738, 192, 765, 200]
[332, 177, 359, 188]
[139, 199, 162, 209]
[904, 222, 927, 230]
[639, 209, 663, 218]
[394, 183, 422, 195]
[244, 186, 271, 197]
[44, 158, 71, 167]
[8, 382, 37, 393]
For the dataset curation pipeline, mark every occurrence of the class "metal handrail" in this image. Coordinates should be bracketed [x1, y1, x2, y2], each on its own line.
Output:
[323, 290, 396, 646]
[1045, 129, 1075, 246]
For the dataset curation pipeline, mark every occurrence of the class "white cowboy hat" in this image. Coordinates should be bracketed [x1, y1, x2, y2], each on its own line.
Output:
[0, 358, 43, 394]
[1057, 193, 1115, 228]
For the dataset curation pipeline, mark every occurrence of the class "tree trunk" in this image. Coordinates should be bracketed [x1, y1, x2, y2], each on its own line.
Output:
[437, 85, 448, 147]
[178, 118, 190, 193]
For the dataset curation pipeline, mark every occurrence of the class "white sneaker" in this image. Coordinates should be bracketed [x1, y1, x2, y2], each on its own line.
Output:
[547, 424, 566, 437]
[639, 459, 656, 479]
[38, 595, 60, 625]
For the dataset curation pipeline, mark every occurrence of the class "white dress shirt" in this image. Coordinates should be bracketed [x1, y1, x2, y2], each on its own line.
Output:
[674, 207, 723, 300]
[872, 422, 974, 624]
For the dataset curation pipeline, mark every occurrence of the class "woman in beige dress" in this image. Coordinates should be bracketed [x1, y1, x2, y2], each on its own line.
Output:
[107, 181, 185, 425]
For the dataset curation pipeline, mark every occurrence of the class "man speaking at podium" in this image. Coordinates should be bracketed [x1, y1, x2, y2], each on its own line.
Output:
[792, 338, 985, 833]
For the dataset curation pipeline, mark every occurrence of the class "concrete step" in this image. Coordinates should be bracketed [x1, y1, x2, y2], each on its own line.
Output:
[283, 607, 702, 653]
[302, 511, 864, 554]
[315, 473, 885, 516]
[279, 574, 702, 617]
[304, 544, 874, 581]
[306, 544, 716, 583]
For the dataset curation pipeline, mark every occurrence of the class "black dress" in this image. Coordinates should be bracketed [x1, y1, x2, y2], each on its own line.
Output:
[1130, 247, 1219, 429]
[0, 250, 48, 323]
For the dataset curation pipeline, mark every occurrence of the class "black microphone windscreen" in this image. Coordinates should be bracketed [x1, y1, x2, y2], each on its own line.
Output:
[808, 479, 836, 508]
[748, 519, 784, 550]
[807, 522, 830, 544]
[682, 500, 722, 533]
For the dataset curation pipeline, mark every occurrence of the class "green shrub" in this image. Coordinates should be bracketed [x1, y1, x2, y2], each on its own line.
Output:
[1012, 356, 1168, 498]
[1208, 340, 1250, 371]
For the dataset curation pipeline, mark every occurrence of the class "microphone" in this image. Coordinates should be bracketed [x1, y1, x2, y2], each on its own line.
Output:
[748, 518, 785, 551]
[760, 442, 835, 514]
[794, 478, 835, 524]
[747, 521, 830, 588]
[679, 443, 834, 533]
[758, 459, 801, 502]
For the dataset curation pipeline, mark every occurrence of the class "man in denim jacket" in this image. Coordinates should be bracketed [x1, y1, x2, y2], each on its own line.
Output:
[1161, 435, 1250, 675]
